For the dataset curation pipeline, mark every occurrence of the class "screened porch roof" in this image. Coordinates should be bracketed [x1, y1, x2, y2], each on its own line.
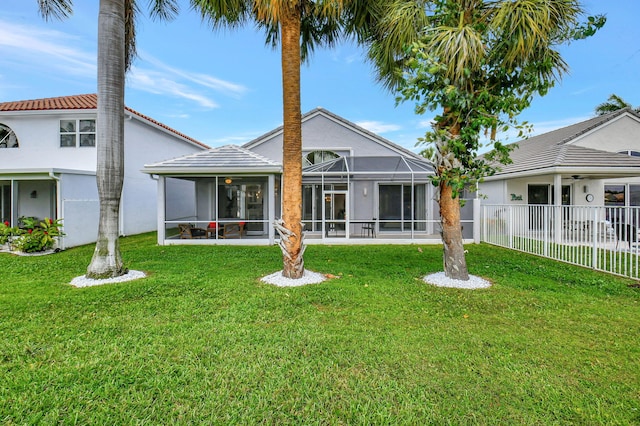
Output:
[142, 144, 282, 175]
[302, 155, 435, 179]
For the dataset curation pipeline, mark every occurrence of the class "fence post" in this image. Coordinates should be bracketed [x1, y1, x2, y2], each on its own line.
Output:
[508, 206, 514, 249]
[473, 199, 481, 244]
[591, 207, 598, 269]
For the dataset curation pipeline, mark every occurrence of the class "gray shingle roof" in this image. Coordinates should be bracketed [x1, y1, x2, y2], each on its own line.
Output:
[491, 108, 640, 177]
[143, 144, 281, 174]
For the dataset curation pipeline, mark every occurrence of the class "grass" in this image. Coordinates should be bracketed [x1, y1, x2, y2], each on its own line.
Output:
[1, 233, 639, 424]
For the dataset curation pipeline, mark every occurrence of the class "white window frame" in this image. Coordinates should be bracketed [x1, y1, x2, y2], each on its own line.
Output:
[60, 119, 96, 148]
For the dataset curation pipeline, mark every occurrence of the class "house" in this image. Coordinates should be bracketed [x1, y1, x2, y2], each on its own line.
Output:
[0, 94, 207, 248]
[143, 108, 473, 245]
[479, 108, 640, 239]
[480, 108, 640, 208]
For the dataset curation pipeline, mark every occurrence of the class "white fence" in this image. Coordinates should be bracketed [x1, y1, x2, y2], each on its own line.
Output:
[482, 204, 640, 279]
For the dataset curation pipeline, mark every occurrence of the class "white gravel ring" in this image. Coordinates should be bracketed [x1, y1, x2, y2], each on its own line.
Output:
[423, 272, 491, 289]
[261, 270, 327, 287]
[70, 270, 146, 288]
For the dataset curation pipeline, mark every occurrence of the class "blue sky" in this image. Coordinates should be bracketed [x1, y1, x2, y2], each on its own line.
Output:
[0, 1, 638, 152]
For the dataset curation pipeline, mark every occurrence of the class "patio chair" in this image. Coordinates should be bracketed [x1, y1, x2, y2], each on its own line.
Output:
[361, 219, 376, 238]
[220, 223, 242, 239]
[178, 223, 207, 239]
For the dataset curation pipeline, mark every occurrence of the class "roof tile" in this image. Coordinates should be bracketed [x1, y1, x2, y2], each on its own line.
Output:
[0, 94, 208, 148]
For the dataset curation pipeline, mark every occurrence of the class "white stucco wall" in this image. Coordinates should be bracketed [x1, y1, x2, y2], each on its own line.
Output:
[121, 117, 203, 235]
[481, 176, 606, 207]
[59, 173, 100, 248]
[248, 113, 413, 162]
[0, 113, 98, 171]
[0, 109, 205, 246]
[572, 114, 640, 153]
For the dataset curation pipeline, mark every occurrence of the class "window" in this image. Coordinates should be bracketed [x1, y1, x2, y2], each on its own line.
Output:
[303, 150, 339, 166]
[0, 123, 18, 148]
[604, 185, 625, 207]
[378, 184, 427, 231]
[60, 119, 96, 147]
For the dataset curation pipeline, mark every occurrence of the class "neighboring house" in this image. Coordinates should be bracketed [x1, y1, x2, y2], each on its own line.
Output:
[0, 94, 207, 248]
[143, 108, 466, 245]
[480, 108, 640, 210]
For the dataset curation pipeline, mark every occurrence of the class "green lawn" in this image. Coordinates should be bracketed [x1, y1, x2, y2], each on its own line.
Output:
[1, 233, 639, 424]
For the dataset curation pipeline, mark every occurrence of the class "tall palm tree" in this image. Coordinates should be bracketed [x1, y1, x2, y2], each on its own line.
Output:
[361, 0, 600, 280]
[39, 0, 178, 279]
[595, 94, 638, 115]
[191, 0, 348, 279]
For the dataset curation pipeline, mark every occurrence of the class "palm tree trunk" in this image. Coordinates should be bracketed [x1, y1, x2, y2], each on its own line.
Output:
[86, 0, 126, 279]
[438, 113, 469, 280]
[439, 181, 469, 280]
[279, 5, 304, 279]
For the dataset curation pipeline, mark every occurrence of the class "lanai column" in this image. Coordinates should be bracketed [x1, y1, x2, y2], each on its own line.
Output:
[157, 176, 166, 245]
[554, 174, 563, 243]
[268, 174, 275, 244]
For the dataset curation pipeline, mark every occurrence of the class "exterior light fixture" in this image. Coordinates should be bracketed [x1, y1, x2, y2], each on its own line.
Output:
[224, 177, 233, 184]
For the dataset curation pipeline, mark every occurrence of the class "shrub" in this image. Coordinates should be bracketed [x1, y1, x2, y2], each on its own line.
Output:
[12, 217, 65, 253]
[0, 221, 17, 246]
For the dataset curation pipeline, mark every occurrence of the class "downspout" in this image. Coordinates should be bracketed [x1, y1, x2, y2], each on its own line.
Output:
[119, 113, 134, 237]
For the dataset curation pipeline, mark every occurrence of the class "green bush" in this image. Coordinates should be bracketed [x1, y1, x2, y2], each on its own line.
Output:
[0, 221, 18, 246]
[12, 217, 65, 253]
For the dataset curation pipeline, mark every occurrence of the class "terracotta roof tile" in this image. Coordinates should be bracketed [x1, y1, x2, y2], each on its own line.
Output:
[0, 94, 208, 148]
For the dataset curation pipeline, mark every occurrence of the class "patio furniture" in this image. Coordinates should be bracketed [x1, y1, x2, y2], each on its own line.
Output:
[361, 219, 376, 238]
[178, 223, 207, 239]
[220, 223, 243, 239]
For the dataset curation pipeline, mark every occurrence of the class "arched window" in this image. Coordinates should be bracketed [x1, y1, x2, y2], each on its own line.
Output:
[0, 123, 18, 148]
[303, 150, 339, 166]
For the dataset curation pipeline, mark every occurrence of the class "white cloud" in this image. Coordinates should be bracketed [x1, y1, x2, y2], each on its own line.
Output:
[0, 19, 246, 109]
[140, 53, 248, 98]
[128, 67, 219, 109]
[206, 132, 262, 146]
[418, 118, 436, 129]
[355, 120, 402, 134]
[0, 20, 95, 78]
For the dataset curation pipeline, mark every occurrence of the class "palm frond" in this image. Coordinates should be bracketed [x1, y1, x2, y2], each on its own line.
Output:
[595, 94, 633, 116]
[37, 0, 73, 21]
[423, 24, 485, 84]
[190, 0, 253, 30]
[124, 0, 140, 70]
[148, 0, 179, 21]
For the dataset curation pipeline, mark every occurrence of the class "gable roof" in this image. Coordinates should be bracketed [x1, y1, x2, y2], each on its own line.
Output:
[143, 144, 282, 175]
[0, 94, 209, 149]
[243, 107, 425, 161]
[488, 108, 640, 178]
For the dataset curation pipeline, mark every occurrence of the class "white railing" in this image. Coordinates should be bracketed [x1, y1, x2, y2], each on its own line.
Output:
[482, 204, 640, 279]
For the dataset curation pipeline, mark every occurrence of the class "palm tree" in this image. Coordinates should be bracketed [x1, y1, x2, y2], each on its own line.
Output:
[595, 94, 638, 115]
[362, 0, 601, 280]
[39, 0, 178, 279]
[191, 0, 349, 279]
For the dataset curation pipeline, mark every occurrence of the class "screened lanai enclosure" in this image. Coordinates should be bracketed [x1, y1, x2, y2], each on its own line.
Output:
[145, 145, 477, 245]
[302, 156, 439, 240]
